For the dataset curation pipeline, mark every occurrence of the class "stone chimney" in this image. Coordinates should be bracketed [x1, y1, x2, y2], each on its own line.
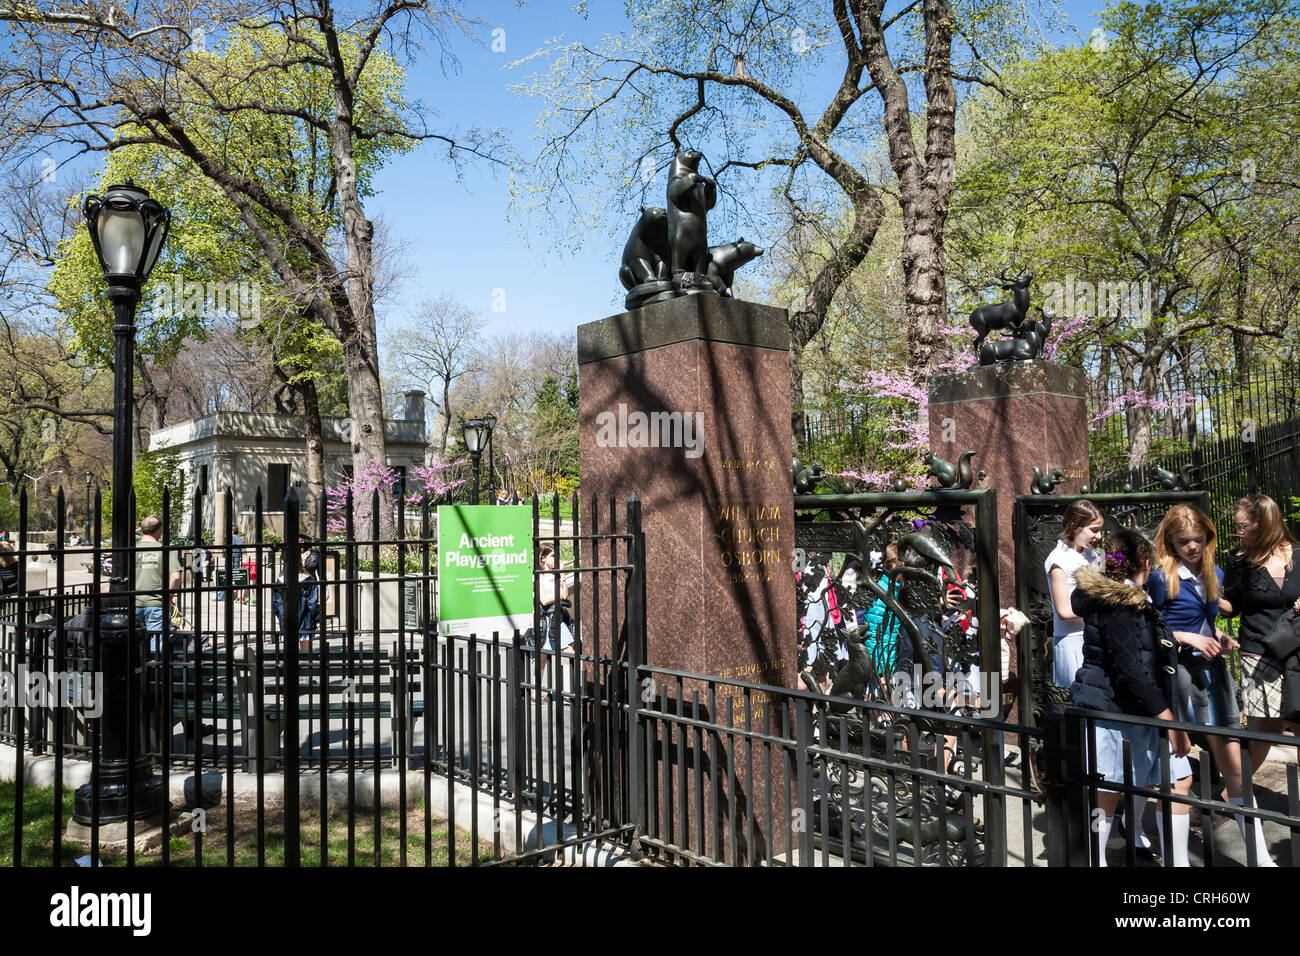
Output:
[403, 389, 425, 423]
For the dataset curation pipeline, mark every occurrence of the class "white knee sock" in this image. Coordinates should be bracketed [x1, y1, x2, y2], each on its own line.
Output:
[1093, 815, 1113, 867]
[1124, 799, 1152, 849]
[1158, 812, 1190, 867]
[1230, 796, 1278, 867]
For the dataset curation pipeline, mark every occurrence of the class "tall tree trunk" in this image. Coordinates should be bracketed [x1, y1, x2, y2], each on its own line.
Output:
[790, 340, 808, 451]
[133, 355, 166, 456]
[341, 327, 388, 477]
[1098, 344, 1112, 411]
[859, 0, 956, 377]
[1233, 254, 1253, 381]
[299, 377, 326, 535]
[900, 228, 949, 376]
[323, 17, 388, 481]
[1127, 363, 1159, 469]
[1232, 330, 1254, 383]
[439, 375, 453, 458]
[909, 0, 956, 375]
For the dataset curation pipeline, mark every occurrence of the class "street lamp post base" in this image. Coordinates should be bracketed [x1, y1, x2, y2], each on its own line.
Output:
[73, 763, 166, 824]
[64, 805, 185, 857]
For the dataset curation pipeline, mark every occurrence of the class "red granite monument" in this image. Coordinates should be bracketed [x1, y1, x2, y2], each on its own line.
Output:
[578, 292, 796, 861]
[927, 361, 1090, 609]
[927, 360, 1089, 722]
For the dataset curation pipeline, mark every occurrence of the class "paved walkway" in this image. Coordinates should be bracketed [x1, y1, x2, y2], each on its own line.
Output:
[998, 744, 1296, 867]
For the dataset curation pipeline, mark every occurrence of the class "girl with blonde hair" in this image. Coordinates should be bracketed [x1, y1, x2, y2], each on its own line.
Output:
[1148, 503, 1275, 865]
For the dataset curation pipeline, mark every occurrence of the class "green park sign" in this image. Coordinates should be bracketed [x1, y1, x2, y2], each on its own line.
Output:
[436, 504, 533, 636]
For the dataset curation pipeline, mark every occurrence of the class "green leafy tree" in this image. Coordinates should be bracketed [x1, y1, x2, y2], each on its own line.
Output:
[0, 486, 18, 531]
[132, 449, 187, 538]
[533, 371, 579, 487]
[3, 1, 509, 490]
[950, 0, 1300, 466]
[43, 21, 428, 520]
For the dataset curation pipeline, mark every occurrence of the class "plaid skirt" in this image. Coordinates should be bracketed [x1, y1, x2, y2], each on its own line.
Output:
[1239, 652, 1285, 719]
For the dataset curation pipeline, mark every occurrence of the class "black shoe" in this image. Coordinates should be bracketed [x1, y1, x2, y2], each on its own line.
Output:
[1113, 816, 1159, 857]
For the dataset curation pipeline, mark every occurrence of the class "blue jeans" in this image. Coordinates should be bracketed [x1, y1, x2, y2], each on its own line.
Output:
[135, 606, 164, 652]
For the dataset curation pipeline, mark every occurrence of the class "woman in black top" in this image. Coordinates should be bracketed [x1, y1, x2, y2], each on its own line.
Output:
[1221, 494, 1300, 773]
[0, 541, 17, 595]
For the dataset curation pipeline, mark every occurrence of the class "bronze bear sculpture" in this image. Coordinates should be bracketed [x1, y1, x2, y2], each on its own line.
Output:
[666, 150, 717, 280]
[619, 206, 670, 291]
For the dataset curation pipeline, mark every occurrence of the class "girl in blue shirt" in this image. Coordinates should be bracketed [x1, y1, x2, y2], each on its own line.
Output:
[1148, 504, 1275, 866]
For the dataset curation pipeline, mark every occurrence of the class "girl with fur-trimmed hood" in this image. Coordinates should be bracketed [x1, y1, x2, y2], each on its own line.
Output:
[1069, 527, 1194, 866]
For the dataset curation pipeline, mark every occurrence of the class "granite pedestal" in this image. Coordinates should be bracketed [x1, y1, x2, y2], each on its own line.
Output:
[928, 361, 1090, 606]
[578, 294, 796, 862]
[928, 361, 1089, 720]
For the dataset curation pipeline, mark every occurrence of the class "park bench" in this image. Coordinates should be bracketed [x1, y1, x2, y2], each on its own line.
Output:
[238, 645, 424, 768]
[149, 645, 256, 764]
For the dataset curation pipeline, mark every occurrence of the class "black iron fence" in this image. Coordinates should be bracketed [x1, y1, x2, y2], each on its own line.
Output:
[800, 363, 1300, 538]
[6, 484, 1300, 866]
[1089, 361, 1300, 537]
[1043, 709, 1300, 868]
[1089, 361, 1300, 460]
[630, 663, 1042, 866]
[800, 407, 874, 459]
[1, 485, 639, 867]
[1090, 418, 1300, 540]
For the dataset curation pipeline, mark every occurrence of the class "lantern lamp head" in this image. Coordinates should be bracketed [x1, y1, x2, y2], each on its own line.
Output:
[82, 179, 171, 291]
[462, 418, 488, 455]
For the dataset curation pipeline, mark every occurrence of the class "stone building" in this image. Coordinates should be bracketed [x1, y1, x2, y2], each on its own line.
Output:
[148, 390, 428, 540]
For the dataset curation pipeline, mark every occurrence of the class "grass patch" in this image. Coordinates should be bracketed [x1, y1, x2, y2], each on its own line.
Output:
[1, 781, 495, 867]
[535, 499, 575, 521]
[0, 780, 77, 866]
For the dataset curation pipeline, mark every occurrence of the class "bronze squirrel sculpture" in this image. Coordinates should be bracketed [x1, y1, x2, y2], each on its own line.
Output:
[1030, 466, 1066, 495]
[1151, 464, 1197, 491]
[926, 451, 981, 489]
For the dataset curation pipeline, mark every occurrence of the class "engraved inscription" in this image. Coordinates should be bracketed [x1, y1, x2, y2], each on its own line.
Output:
[717, 660, 787, 723]
[716, 503, 783, 582]
[718, 440, 777, 471]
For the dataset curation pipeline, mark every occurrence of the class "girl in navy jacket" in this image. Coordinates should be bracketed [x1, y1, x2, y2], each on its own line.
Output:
[1070, 527, 1193, 865]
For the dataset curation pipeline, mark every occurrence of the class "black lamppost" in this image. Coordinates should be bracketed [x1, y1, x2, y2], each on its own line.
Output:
[462, 417, 488, 505]
[84, 471, 92, 542]
[484, 412, 497, 504]
[76, 180, 170, 824]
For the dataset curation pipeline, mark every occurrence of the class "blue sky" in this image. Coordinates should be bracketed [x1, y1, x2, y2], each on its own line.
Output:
[369, 1, 1109, 341]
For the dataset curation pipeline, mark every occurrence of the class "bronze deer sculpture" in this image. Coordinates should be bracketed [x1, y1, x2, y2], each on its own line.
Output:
[969, 270, 1033, 353]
